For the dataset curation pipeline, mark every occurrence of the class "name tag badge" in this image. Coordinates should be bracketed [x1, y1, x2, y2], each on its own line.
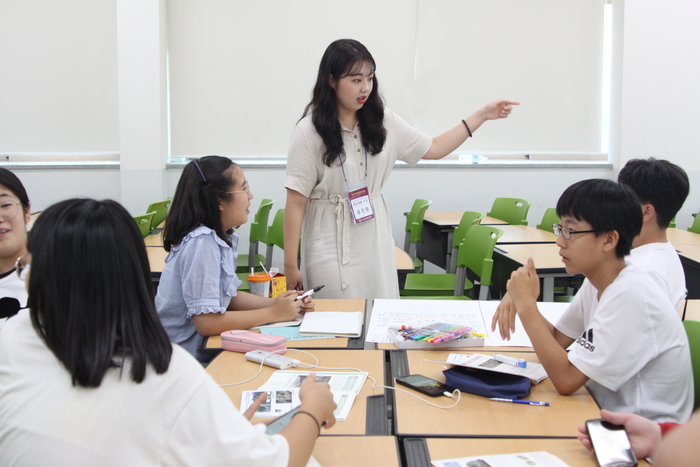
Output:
[347, 182, 374, 224]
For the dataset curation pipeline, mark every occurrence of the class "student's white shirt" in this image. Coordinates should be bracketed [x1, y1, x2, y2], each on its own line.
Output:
[626, 241, 686, 310]
[0, 271, 27, 331]
[556, 265, 693, 423]
[0, 312, 293, 466]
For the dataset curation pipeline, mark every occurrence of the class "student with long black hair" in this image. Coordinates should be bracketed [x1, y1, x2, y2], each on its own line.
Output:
[157, 156, 311, 364]
[284, 38, 518, 300]
[0, 198, 336, 466]
[0, 168, 31, 328]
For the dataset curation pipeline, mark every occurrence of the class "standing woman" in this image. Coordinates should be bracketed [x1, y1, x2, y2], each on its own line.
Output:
[284, 39, 518, 300]
[0, 168, 31, 329]
[157, 156, 310, 364]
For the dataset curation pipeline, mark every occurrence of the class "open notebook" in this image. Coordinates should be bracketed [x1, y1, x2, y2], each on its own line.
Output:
[298, 312, 363, 337]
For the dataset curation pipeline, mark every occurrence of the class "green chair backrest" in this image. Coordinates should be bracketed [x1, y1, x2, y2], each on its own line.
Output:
[146, 198, 172, 232]
[688, 215, 700, 235]
[487, 197, 531, 226]
[455, 225, 503, 287]
[249, 199, 275, 244]
[536, 208, 560, 233]
[452, 211, 484, 248]
[134, 212, 156, 238]
[404, 199, 431, 248]
[669, 216, 677, 229]
[266, 209, 285, 249]
[683, 320, 700, 411]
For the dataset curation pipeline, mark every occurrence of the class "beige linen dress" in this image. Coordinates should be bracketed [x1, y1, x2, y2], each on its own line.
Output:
[285, 109, 431, 301]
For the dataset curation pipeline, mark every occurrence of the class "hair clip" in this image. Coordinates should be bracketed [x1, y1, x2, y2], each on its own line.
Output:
[193, 160, 208, 183]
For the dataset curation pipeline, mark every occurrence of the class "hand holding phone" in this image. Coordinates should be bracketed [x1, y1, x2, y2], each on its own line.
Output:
[585, 418, 637, 467]
[395, 374, 452, 397]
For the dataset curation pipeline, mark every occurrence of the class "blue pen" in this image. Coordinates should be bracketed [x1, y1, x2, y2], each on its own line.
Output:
[490, 398, 549, 406]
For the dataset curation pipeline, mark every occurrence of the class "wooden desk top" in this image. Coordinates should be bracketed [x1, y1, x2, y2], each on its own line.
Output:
[667, 228, 700, 246]
[146, 245, 167, 273]
[423, 212, 508, 227]
[395, 245, 413, 271]
[394, 350, 599, 437]
[205, 299, 366, 350]
[425, 438, 649, 466]
[143, 229, 164, 247]
[206, 349, 385, 435]
[315, 436, 399, 466]
[675, 243, 700, 263]
[496, 225, 558, 244]
[684, 300, 700, 321]
[494, 243, 566, 271]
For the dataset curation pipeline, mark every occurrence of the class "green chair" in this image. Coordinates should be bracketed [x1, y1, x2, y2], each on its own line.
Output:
[688, 215, 700, 235]
[403, 199, 432, 273]
[683, 320, 700, 410]
[237, 199, 275, 273]
[487, 197, 531, 225]
[669, 216, 677, 229]
[447, 211, 484, 273]
[402, 225, 503, 300]
[536, 208, 560, 233]
[264, 208, 288, 270]
[134, 212, 156, 238]
[146, 198, 172, 232]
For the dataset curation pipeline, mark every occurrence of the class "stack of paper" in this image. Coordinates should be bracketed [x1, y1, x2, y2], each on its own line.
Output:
[432, 451, 571, 467]
[438, 353, 548, 384]
[299, 312, 363, 337]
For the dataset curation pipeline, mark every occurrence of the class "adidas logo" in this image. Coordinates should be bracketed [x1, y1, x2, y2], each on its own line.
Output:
[575, 329, 595, 352]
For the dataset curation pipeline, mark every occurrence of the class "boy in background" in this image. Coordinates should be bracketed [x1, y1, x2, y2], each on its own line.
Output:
[618, 157, 689, 310]
[507, 179, 693, 422]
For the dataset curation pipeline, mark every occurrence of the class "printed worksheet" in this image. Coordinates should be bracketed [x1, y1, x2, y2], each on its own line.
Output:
[432, 451, 571, 467]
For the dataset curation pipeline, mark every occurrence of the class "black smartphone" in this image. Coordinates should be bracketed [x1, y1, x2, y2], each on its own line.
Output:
[585, 419, 637, 467]
[395, 374, 450, 397]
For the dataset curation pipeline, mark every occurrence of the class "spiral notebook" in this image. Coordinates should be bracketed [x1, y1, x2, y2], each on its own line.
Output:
[298, 312, 363, 337]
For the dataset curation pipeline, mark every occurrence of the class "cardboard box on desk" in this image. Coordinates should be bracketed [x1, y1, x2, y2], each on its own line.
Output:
[388, 329, 484, 350]
[270, 272, 286, 298]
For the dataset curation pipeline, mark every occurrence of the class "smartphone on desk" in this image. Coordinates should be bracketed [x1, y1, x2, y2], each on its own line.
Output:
[585, 419, 637, 467]
[395, 374, 451, 397]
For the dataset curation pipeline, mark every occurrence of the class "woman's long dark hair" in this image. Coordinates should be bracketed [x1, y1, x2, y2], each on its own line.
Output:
[27, 199, 172, 388]
[163, 156, 238, 251]
[301, 39, 387, 167]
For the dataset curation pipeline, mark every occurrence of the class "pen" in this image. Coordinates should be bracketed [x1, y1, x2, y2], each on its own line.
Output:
[387, 324, 414, 330]
[493, 354, 527, 368]
[294, 285, 324, 301]
[490, 398, 549, 406]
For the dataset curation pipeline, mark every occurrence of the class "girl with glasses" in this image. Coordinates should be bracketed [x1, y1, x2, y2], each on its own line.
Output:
[0, 168, 31, 329]
[157, 156, 312, 364]
[0, 198, 336, 465]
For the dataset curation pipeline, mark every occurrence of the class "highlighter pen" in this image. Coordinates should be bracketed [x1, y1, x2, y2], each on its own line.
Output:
[490, 398, 549, 406]
[294, 285, 325, 301]
[387, 324, 415, 331]
[493, 354, 527, 368]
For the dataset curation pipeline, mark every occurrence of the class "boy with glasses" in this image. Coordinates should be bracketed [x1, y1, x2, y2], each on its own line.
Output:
[507, 179, 693, 423]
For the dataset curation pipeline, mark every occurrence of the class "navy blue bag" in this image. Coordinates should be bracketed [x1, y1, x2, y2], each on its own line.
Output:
[442, 366, 531, 399]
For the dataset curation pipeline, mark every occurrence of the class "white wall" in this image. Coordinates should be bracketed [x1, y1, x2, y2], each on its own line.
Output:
[5, 0, 700, 270]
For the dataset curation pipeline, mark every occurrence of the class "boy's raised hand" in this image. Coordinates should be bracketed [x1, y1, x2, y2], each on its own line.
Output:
[506, 258, 540, 310]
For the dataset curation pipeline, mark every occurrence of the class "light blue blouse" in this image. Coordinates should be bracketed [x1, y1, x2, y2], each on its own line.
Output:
[155, 226, 243, 363]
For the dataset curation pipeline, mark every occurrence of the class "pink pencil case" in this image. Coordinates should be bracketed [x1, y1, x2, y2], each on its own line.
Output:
[220, 330, 287, 354]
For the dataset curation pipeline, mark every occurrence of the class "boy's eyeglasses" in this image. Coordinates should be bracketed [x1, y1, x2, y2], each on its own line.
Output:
[552, 223, 595, 240]
[15, 254, 31, 281]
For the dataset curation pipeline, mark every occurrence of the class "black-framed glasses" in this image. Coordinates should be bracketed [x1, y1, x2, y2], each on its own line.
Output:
[0, 201, 21, 223]
[552, 223, 595, 240]
[15, 254, 30, 281]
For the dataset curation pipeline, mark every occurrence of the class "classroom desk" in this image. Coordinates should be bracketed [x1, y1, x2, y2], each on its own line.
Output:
[683, 299, 700, 321]
[401, 438, 649, 467]
[143, 229, 164, 247]
[315, 436, 400, 466]
[667, 227, 700, 246]
[146, 245, 167, 273]
[392, 350, 599, 438]
[206, 349, 387, 435]
[204, 299, 366, 350]
[493, 243, 577, 302]
[496, 225, 557, 245]
[673, 244, 700, 299]
[417, 213, 508, 270]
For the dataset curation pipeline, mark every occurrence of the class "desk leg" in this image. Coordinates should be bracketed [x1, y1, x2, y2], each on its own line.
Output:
[542, 277, 554, 302]
[445, 231, 454, 273]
